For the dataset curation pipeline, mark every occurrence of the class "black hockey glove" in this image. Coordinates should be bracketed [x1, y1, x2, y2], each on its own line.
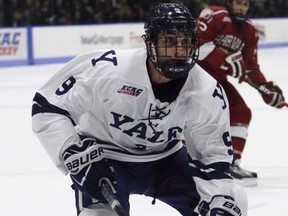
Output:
[198, 195, 242, 216]
[62, 138, 116, 200]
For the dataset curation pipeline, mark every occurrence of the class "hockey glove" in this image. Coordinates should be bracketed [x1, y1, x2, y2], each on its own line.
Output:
[198, 195, 242, 216]
[62, 138, 116, 200]
[221, 51, 246, 83]
[259, 81, 286, 108]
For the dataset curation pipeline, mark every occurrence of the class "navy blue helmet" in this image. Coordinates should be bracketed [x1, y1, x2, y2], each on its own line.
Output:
[144, 3, 199, 79]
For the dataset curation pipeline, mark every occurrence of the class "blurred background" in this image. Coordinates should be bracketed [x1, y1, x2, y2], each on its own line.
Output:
[0, 0, 287, 27]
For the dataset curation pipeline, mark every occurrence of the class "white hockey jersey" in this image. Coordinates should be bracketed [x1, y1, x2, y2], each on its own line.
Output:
[32, 48, 233, 175]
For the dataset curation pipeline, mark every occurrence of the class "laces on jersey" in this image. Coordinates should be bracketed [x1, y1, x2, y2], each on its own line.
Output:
[140, 103, 171, 133]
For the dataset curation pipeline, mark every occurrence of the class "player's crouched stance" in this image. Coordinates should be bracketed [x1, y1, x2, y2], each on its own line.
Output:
[62, 137, 247, 216]
[32, 3, 247, 216]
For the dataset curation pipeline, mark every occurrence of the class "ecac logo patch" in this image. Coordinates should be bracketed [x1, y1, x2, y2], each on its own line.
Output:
[117, 85, 143, 97]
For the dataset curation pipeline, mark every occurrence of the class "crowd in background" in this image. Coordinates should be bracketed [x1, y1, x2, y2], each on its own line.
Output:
[0, 0, 288, 27]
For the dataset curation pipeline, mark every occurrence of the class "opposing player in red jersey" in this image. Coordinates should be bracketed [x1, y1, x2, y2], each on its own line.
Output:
[197, 0, 287, 186]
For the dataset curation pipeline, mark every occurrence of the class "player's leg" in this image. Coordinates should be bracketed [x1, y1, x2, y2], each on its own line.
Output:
[75, 158, 180, 215]
[72, 184, 118, 216]
[143, 147, 201, 215]
[220, 81, 257, 186]
[71, 159, 132, 216]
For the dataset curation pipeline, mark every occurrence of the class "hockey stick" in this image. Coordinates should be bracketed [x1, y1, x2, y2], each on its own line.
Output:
[101, 179, 129, 216]
[245, 77, 288, 108]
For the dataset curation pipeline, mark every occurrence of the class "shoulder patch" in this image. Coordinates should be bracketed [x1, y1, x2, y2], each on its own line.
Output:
[117, 84, 143, 97]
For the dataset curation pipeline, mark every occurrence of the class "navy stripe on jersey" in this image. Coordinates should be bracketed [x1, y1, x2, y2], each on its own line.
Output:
[79, 135, 182, 157]
[96, 140, 183, 163]
[188, 158, 232, 180]
[32, 92, 76, 125]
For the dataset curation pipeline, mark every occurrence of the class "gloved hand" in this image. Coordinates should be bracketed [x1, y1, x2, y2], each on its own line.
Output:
[260, 81, 286, 108]
[221, 51, 246, 82]
[198, 195, 242, 216]
[62, 138, 116, 200]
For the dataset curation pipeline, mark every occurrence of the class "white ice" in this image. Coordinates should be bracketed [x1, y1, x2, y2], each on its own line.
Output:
[1, 47, 288, 216]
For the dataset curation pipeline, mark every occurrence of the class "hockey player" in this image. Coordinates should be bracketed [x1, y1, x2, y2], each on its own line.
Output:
[32, 3, 247, 216]
[196, 0, 287, 186]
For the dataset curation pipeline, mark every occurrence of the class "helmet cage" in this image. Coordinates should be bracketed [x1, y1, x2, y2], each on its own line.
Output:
[144, 3, 199, 79]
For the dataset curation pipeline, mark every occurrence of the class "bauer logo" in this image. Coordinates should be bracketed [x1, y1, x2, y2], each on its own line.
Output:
[65, 146, 105, 175]
[117, 85, 143, 97]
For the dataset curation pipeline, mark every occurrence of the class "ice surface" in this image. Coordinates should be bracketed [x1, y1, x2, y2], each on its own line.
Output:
[1, 47, 288, 216]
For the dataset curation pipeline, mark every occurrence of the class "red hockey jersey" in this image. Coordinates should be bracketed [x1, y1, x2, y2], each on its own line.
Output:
[197, 6, 266, 83]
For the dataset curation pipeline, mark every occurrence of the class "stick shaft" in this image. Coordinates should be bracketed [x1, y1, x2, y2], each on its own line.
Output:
[101, 180, 129, 216]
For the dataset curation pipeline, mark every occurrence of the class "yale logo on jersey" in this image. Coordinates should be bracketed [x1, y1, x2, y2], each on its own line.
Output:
[110, 111, 183, 144]
[117, 85, 143, 97]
